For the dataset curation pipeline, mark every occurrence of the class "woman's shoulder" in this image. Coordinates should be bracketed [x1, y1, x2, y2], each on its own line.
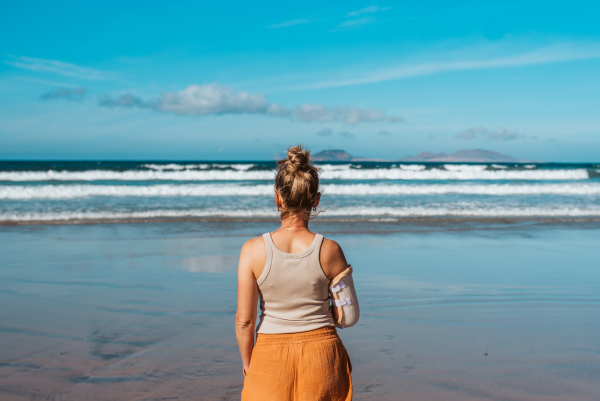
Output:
[240, 235, 267, 258]
[239, 236, 268, 279]
[319, 236, 349, 280]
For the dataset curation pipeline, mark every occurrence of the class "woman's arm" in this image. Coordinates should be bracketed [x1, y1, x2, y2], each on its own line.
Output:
[320, 238, 349, 280]
[236, 238, 262, 374]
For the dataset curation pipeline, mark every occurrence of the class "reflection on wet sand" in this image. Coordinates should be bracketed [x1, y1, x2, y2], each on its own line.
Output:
[1, 221, 599, 400]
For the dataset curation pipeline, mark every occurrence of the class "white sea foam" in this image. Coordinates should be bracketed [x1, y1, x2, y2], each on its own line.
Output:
[444, 164, 488, 172]
[142, 163, 253, 171]
[491, 164, 508, 169]
[321, 169, 589, 180]
[400, 164, 426, 171]
[3, 205, 600, 222]
[0, 168, 589, 181]
[3, 183, 600, 199]
[314, 164, 354, 171]
[323, 183, 600, 196]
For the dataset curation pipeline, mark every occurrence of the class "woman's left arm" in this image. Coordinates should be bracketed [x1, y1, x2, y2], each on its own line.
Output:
[236, 239, 260, 375]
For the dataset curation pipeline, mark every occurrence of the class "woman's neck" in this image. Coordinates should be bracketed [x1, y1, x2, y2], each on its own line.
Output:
[279, 215, 310, 231]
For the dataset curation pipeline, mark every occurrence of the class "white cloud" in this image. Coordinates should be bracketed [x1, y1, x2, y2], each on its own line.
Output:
[16, 76, 82, 88]
[337, 17, 375, 29]
[455, 126, 523, 141]
[346, 5, 391, 17]
[293, 42, 600, 90]
[99, 84, 403, 124]
[265, 103, 293, 117]
[156, 84, 269, 116]
[5, 56, 110, 80]
[378, 130, 392, 136]
[295, 104, 399, 124]
[41, 87, 86, 101]
[270, 19, 317, 29]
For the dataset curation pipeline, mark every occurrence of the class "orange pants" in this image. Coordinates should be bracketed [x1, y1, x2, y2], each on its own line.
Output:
[242, 326, 352, 401]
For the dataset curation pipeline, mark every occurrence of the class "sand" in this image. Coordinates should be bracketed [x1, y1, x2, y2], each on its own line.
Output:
[1, 220, 599, 400]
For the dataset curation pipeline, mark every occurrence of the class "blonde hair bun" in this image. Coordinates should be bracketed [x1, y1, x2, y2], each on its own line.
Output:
[285, 146, 311, 172]
[275, 145, 321, 220]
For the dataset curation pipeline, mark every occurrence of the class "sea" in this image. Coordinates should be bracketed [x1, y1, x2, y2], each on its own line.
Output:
[2, 160, 600, 400]
[0, 160, 599, 223]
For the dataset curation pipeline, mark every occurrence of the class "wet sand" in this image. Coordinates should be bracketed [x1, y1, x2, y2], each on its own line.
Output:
[1, 221, 599, 400]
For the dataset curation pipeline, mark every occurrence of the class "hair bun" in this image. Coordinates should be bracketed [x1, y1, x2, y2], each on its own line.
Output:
[285, 145, 310, 171]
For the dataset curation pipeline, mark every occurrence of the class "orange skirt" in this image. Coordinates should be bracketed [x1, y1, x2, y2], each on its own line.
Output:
[242, 326, 352, 401]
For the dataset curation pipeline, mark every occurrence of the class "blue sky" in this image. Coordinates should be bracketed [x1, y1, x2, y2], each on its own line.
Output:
[1, 0, 599, 161]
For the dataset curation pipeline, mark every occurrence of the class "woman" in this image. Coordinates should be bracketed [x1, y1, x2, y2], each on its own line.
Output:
[236, 145, 356, 401]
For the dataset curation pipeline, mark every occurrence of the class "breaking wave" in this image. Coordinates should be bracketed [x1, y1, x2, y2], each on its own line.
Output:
[3, 205, 600, 223]
[2, 183, 600, 199]
[0, 168, 590, 181]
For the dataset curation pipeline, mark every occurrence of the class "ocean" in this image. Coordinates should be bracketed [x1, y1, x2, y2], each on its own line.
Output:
[2, 160, 600, 400]
[1, 160, 600, 223]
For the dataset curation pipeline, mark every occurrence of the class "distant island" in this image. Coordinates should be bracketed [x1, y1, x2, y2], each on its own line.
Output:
[401, 149, 527, 162]
[308, 149, 533, 163]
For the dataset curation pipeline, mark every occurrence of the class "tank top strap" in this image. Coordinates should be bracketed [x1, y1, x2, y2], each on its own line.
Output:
[313, 234, 324, 252]
[257, 233, 274, 285]
[312, 234, 329, 283]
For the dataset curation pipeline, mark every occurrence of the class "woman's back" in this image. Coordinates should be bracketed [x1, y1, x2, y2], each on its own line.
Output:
[256, 232, 334, 334]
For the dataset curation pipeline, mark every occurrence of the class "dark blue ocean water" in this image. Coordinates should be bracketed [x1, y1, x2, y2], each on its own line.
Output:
[1, 161, 599, 223]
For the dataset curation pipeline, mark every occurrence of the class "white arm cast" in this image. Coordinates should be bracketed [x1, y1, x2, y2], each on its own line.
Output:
[329, 265, 359, 329]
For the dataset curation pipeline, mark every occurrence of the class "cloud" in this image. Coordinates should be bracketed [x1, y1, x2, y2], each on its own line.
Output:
[270, 19, 317, 29]
[293, 42, 600, 90]
[16, 76, 82, 88]
[455, 126, 523, 141]
[317, 128, 333, 136]
[41, 87, 86, 101]
[346, 5, 391, 17]
[334, 5, 391, 30]
[337, 17, 375, 28]
[265, 103, 293, 117]
[338, 132, 356, 139]
[5, 56, 110, 80]
[378, 130, 392, 136]
[99, 83, 403, 124]
[156, 84, 269, 116]
[295, 104, 400, 124]
[99, 94, 146, 108]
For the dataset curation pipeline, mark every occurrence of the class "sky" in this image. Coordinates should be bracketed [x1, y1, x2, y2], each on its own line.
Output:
[0, 0, 599, 161]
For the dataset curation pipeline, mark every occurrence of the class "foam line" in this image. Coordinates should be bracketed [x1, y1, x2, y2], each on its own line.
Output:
[2, 205, 600, 222]
[0, 168, 589, 181]
[2, 183, 600, 199]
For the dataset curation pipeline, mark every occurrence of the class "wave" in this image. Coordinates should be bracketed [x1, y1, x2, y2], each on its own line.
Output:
[3, 206, 600, 222]
[0, 168, 590, 182]
[142, 163, 255, 171]
[2, 183, 600, 199]
[399, 164, 426, 171]
[443, 164, 488, 172]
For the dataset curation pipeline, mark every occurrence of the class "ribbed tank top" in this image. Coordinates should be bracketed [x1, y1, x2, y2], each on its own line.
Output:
[256, 233, 335, 334]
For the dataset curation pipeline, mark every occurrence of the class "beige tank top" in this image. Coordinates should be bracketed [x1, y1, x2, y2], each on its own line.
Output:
[256, 233, 335, 334]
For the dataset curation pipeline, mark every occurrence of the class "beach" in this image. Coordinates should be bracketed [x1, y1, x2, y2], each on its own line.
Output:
[1, 220, 599, 400]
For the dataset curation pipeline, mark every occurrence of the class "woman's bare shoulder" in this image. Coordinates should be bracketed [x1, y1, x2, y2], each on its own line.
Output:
[239, 236, 267, 278]
[240, 236, 267, 262]
[319, 237, 349, 280]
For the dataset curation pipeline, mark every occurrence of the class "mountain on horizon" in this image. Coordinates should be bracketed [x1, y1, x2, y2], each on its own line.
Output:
[311, 149, 353, 161]
[401, 149, 528, 162]
[308, 149, 532, 163]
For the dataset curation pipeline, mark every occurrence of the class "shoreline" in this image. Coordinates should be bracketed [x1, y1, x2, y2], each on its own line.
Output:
[3, 216, 600, 228]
